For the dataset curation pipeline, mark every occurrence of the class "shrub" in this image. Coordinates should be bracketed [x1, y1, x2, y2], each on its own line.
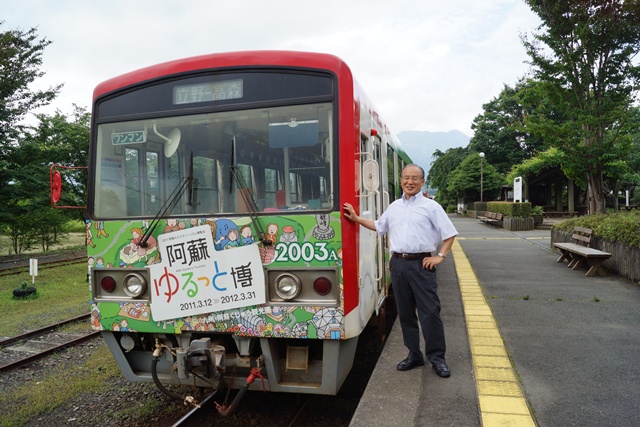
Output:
[552, 211, 640, 248]
[473, 201, 488, 212]
[486, 201, 531, 217]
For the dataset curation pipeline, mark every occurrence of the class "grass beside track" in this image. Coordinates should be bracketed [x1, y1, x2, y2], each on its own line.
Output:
[0, 236, 183, 426]
[0, 341, 180, 427]
[0, 347, 121, 427]
[0, 261, 89, 337]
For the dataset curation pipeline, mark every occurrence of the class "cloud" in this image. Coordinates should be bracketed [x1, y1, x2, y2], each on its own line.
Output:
[4, 0, 540, 135]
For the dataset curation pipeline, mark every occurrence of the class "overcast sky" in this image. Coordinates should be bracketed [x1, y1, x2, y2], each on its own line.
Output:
[4, 0, 541, 136]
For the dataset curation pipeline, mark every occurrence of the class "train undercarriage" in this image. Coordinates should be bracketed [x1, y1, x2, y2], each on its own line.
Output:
[102, 330, 359, 399]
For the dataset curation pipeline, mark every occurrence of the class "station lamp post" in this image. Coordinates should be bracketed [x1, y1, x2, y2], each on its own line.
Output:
[479, 152, 485, 202]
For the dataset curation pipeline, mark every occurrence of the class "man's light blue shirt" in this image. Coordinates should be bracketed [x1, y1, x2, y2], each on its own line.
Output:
[375, 192, 458, 254]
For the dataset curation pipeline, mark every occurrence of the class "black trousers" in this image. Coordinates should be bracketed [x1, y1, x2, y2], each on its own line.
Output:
[390, 256, 446, 364]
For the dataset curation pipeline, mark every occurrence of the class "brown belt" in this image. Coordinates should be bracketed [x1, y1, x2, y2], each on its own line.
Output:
[393, 252, 432, 260]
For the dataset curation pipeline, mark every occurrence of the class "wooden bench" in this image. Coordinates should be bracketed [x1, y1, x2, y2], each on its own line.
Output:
[478, 211, 503, 227]
[553, 227, 612, 277]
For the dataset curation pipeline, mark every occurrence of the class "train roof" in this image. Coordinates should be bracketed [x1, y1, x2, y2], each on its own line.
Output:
[93, 50, 410, 163]
[93, 50, 353, 100]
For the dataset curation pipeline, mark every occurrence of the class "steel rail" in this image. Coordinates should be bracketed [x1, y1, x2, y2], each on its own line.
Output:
[0, 330, 101, 373]
[0, 313, 91, 348]
[171, 389, 223, 427]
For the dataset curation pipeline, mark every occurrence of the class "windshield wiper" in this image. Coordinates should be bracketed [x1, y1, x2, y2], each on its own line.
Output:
[229, 136, 271, 246]
[140, 153, 194, 248]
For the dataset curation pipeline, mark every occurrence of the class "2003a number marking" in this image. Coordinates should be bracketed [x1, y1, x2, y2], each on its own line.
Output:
[274, 242, 333, 262]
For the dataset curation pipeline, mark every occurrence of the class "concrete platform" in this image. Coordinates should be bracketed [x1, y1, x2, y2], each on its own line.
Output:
[350, 215, 640, 427]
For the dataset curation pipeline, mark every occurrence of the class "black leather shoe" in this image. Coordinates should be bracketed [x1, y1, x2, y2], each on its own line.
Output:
[396, 358, 425, 371]
[432, 362, 451, 378]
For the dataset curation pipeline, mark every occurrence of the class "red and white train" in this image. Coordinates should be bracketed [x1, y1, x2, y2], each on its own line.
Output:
[59, 51, 412, 408]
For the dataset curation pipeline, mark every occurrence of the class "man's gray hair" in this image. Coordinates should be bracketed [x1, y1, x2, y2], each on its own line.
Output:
[402, 163, 425, 179]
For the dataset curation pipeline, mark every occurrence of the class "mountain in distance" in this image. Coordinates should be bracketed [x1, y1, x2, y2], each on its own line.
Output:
[397, 130, 470, 176]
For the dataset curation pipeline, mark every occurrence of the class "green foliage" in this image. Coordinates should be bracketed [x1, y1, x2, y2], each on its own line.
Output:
[531, 205, 545, 215]
[65, 219, 86, 233]
[521, 0, 640, 213]
[487, 201, 531, 218]
[448, 153, 503, 203]
[0, 262, 88, 336]
[473, 201, 487, 212]
[0, 347, 122, 426]
[1, 109, 89, 254]
[506, 147, 567, 183]
[468, 79, 547, 174]
[0, 23, 61, 145]
[1, 24, 88, 254]
[427, 146, 470, 209]
[19, 281, 30, 290]
[30, 108, 90, 222]
[553, 210, 640, 248]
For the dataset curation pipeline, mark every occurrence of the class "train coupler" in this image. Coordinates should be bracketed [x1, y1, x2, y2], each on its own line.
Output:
[176, 338, 224, 380]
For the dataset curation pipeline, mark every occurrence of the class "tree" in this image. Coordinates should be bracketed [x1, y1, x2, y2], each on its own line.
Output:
[3, 135, 50, 253]
[506, 147, 566, 184]
[610, 106, 640, 207]
[1, 23, 62, 248]
[426, 146, 470, 210]
[521, 0, 640, 214]
[468, 80, 547, 174]
[0, 22, 61, 147]
[2, 109, 89, 253]
[447, 153, 503, 203]
[30, 106, 90, 220]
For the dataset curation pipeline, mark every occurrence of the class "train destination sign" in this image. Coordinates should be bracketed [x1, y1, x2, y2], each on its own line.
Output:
[149, 225, 265, 321]
[111, 130, 146, 145]
[173, 79, 243, 105]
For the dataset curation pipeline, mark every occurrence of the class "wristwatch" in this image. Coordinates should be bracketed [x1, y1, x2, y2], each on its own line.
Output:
[437, 252, 446, 258]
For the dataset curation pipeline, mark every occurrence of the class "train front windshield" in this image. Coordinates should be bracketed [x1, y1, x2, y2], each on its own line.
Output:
[93, 103, 334, 218]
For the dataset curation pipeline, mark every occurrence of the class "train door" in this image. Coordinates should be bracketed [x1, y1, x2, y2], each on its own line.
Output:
[357, 125, 384, 327]
[372, 133, 389, 313]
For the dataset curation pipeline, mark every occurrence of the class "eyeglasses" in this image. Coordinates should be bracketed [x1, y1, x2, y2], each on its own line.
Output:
[401, 176, 423, 182]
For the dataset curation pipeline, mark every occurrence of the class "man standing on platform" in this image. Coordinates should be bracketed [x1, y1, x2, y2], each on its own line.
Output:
[343, 164, 457, 377]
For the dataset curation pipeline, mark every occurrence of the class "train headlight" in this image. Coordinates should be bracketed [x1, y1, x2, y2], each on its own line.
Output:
[92, 268, 150, 302]
[123, 273, 147, 298]
[267, 267, 338, 305]
[274, 273, 301, 300]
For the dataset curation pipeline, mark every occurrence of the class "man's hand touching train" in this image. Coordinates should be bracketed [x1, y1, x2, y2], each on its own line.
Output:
[343, 202, 376, 231]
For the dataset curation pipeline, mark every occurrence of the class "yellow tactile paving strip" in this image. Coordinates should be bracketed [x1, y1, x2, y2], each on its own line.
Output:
[451, 240, 537, 427]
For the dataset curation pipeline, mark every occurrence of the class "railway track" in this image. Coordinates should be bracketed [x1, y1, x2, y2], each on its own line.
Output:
[0, 255, 86, 277]
[165, 301, 396, 427]
[0, 313, 99, 373]
[169, 392, 314, 427]
[0, 249, 395, 425]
